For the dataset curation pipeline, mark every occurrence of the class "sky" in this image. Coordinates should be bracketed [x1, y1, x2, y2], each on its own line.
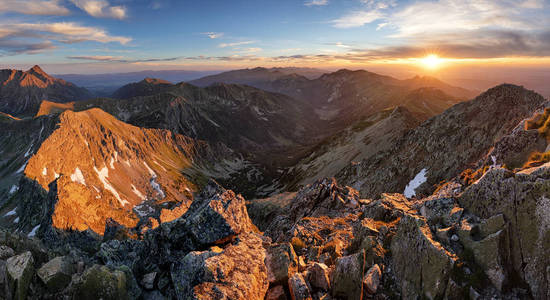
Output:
[0, 0, 549, 75]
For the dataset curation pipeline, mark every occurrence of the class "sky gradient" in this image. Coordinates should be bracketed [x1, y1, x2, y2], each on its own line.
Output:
[0, 0, 549, 74]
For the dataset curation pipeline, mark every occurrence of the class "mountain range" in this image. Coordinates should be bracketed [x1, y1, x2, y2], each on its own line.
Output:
[0, 65, 548, 299]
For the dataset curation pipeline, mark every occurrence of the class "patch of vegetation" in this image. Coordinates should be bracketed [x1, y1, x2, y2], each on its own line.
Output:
[522, 151, 550, 169]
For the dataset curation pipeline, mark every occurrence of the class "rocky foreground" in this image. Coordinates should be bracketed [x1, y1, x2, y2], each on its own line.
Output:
[1, 155, 548, 299]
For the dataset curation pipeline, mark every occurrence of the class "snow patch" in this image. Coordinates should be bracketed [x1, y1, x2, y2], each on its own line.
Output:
[16, 162, 27, 173]
[28, 225, 40, 237]
[404, 168, 428, 198]
[94, 166, 129, 207]
[4, 208, 16, 216]
[70, 167, 86, 186]
[143, 162, 156, 177]
[9, 185, 18, 194]
[131, 184, 146, 201]
[24, 144, 34, 157]
[42, 167, 47, 176]
[13, 217, 19, 223]
[54, 172, 60, 179]
[150, 176, 166, 199]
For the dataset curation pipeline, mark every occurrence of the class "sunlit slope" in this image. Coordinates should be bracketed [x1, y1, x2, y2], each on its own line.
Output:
[24, 108, 218, 234]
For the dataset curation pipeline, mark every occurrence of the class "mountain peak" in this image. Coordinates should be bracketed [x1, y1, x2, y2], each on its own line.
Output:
[143, 77, 172, 85]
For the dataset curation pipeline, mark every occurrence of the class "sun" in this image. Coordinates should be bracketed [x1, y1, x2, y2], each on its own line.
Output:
[420, 54, 443, 69]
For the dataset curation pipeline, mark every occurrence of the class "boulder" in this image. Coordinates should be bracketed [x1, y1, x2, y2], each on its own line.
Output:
[307, 262, 330, 291]
[0, 246, 14, 260]
[363, 264, 381, 295]
[266, 243, 298, 285]
[391, 215, 456, 299]
[288, 273, 312, 300]
[266, 285, 287, 300]
[171, 233, 268, 299]
[0, 260, 11, 299]
[6, 251, 34, 300]
[72, 264, 130, 300]
[331, 251, 364, 299]
[141, 272, 157, 290]
[37, 256, 74, 292]
[183, 180, 255, 246]
[459, 167, 550, 298]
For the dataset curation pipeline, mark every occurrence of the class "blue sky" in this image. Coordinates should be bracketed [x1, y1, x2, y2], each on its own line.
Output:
[0, 0, 549, 73]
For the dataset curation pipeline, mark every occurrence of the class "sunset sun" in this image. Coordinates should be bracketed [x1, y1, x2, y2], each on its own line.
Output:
[420, 54, 443, 69]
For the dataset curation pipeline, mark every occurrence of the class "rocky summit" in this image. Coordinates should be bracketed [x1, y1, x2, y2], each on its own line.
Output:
[0, 66, 548, 300]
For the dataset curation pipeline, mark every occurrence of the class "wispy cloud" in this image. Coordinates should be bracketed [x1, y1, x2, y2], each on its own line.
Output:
[0, 0, 70, 15]
[218, 41, 254, 48]
[304, 0, 328, 7]
[332, 10, 384, 28]
[67, 55, 180, 63]
[201, 32, 224, 39]
[69, 0, 127, 19]
[0, 21, 131, 56]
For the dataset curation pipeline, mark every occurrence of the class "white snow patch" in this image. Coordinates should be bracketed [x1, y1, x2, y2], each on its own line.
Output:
[131, 185, 146, 201]
[143, 162, 156, 177]
[42, 167, 47, 176]
[404, 168, 428, 198]
[24, 144, 34, 157]
[13, 217, 19, 223]
[4, 208, 16, 216]
[150, 176, 166, 199]
[110, 157, 115, 169]
[28, 225, 40, 237]
[94, 166, 129, 207]
[54, 172, 60, 179]
[9, 185, 18, 194]
[124, 160, 131, 167]
[16, 162, 27, 173]
[70, 167, 86, 186]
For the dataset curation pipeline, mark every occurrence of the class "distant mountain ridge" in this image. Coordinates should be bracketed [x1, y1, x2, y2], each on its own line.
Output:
[0, 65, 91, 116]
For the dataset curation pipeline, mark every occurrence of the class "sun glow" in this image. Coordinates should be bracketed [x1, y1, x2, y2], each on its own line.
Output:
[420, 54, 443, 69]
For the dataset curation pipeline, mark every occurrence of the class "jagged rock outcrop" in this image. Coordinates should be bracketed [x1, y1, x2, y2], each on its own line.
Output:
[0, 66, 91, 116]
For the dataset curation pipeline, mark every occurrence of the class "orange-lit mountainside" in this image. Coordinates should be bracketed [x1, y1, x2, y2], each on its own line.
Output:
[0, 66, 548, 299]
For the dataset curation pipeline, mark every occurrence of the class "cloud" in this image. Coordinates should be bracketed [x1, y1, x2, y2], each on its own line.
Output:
[15, 22, 131, 44]
[0, 21, 131, 55]
[69, 0, 127, 19]
[0, 0, 70, 15]
[201, 32, 224, 39]
[67, 55, 180, 63]
[0, 40, 55, 56]
[218, 41, 254, 48]
[304, 0, 328, 7]
[332, 10, 384, 28]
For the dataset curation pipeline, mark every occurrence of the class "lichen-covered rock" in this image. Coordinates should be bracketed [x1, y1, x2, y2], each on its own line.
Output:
[288, 273, 312, 300]
[459, 167, 550, 298]
[37, 256, 74, 292]
[0, 260, 11, 300]
[6, 251, 34, 300]
[171, 233, 268, 300]
[391, 215, 456, 299]
[266, 242, 298, 285]
[72, 264, 130, 300]
[0, 246, 14, 260]
[182, 180, 255, 246]
[307, 262, 330, 291]
[331, 251, 364, 299]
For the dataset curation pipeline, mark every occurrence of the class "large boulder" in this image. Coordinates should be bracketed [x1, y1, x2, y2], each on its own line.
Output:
[72, 264, 130, 300]
[266, 243, 298, 285]
[391, 214, 456, 299]
[171, 233, 269, 299]
[288, 273, 312, 300]
[6, 251, 34, 300]
[37, 256, 75, 292]
[331, 251, 364, 299]
[459, 167, 550, 299]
